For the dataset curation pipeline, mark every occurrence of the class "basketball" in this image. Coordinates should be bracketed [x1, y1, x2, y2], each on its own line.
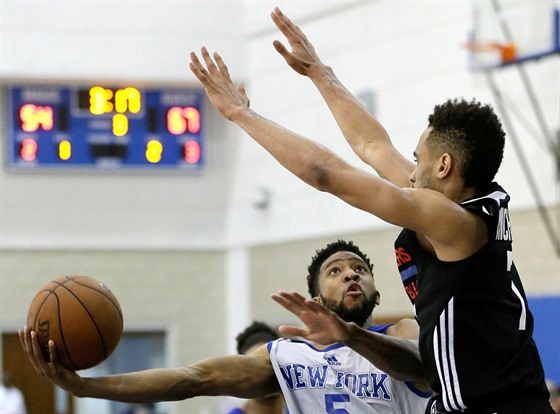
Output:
[26, 275, 123, 371]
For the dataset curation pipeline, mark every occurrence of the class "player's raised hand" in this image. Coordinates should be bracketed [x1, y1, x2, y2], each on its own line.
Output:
[189, 47, 250, 121]
[18, 327, 82, 394]
[271, 291, 351, 345]
[270, 7, 324, 77]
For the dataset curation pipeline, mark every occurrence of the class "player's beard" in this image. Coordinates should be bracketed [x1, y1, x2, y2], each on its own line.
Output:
[320, 293, 376, 327]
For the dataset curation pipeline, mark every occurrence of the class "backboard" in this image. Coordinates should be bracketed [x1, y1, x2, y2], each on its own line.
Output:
[469, 0, 559, 70]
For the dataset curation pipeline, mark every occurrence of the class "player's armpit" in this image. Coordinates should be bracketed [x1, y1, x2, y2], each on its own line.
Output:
[405, 189, 489, 261]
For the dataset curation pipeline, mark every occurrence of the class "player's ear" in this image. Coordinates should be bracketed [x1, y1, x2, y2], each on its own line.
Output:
[437, 153, 453, 179]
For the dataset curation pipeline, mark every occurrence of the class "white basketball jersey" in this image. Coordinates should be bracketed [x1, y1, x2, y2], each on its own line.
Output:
[268, 325, 431, 413]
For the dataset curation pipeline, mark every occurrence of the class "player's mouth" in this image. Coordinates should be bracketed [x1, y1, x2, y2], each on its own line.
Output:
[345, 283, 363, 297]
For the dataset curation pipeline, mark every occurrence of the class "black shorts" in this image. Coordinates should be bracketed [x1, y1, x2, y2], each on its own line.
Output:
[425, 395, 555, 414]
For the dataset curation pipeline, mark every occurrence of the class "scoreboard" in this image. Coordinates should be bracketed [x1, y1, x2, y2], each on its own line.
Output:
[6, 84, 205, 170]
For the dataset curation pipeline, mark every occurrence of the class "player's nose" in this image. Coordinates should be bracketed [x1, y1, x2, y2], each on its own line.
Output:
[409, 169, 416, 185]
[343, 272, 360, 282]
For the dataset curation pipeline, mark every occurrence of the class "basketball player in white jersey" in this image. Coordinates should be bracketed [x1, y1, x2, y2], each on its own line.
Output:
[269, 239, 432, 413]
[20, 240, 431, 413]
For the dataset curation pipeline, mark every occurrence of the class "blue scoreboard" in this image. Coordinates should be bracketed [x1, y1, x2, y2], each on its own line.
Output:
[6, 84, 205, 170]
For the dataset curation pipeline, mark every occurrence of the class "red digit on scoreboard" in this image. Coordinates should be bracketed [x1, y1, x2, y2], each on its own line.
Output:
[167, 106, 201, 135]
[184, 140, 200, 164]
[20, 138, 38, 161]
[20, 104, 54, 132]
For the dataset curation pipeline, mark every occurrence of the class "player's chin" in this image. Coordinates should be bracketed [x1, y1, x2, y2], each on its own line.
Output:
[342, 294, 365, 307]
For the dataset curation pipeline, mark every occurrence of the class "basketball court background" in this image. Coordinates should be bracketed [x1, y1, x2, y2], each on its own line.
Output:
[1, 1, 558, 413]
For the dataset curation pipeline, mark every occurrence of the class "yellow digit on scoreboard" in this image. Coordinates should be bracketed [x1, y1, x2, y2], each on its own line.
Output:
[112, 114, 129, 136]
[58, 140, 71, 161]
[89, 86, 113, 115]
[146, 140, 163, 163]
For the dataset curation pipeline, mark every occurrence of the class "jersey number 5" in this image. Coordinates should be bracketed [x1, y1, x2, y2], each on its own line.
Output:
[325, 394, 350, 413]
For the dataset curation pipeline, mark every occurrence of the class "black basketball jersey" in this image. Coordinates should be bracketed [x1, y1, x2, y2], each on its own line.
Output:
[394, 183, 549, 413]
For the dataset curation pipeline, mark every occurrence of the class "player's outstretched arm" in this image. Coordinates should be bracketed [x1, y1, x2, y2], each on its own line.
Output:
[271, 291, 427, 386]
[270, 7, 414, 188]
[189, 48, 478, 254]
[189, 48, 424, 230]
[19, 327, 278, 403]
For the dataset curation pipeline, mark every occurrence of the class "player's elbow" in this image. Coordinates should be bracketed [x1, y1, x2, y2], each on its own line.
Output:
[163, 367, 208, 400]
[306, 163, 337, 193]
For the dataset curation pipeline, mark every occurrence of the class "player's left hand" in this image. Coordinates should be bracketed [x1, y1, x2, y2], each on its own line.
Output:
[271, 290, 351, 345]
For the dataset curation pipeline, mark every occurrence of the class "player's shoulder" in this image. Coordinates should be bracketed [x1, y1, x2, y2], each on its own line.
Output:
[384, 318, 419, 340]
[461, 183, 510, 211]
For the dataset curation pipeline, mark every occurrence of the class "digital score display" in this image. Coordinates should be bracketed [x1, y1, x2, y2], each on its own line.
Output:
[6, 84, 205, 170]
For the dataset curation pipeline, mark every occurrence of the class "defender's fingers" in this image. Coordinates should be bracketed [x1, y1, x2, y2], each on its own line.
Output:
[236, 82, 250, 107]
[189, 52, 208, 81]
[271, 8, 294, 35]
[200, 47, 219, 75]
[271, 293, 304, 315]
[213, 52, 232, 82]
[282, 291, 310, 307]
[272, 40, 291, 60]
[286, 290, 307, 300]
[278, 324, 306, 337]
[272, 7, 304, 40]
[303, 298, 330, 313]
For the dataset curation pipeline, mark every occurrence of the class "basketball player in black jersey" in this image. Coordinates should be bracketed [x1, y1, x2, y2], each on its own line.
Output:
[187, 7, 554, 413]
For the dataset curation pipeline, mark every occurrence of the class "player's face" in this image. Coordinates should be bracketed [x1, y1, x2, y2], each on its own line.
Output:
[410, 127, 439, 190]
[317, 251, 379, 326]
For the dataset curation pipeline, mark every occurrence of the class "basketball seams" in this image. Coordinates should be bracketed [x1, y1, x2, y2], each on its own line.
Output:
[28, 290, 50, 327]
[58, 283, 110, 359]
[27, 291, 51, 360]
[53, 290, 79, 370]
[69, 277, 124, 321]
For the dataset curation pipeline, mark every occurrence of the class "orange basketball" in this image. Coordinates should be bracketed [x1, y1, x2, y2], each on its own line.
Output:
[27, 275, 123, 371]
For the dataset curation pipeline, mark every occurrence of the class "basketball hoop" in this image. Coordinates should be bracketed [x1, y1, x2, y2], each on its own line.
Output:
[464, 41, 517, 63]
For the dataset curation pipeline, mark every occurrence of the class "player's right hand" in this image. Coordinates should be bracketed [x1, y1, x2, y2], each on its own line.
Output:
[270, 7, 325, 78]
[18, 326, 83, 395]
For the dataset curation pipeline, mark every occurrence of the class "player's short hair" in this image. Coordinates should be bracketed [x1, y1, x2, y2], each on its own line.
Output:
[236, 321, 279, 354]
[307, 240, 374, 297]
[427, 98, 505, 191]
